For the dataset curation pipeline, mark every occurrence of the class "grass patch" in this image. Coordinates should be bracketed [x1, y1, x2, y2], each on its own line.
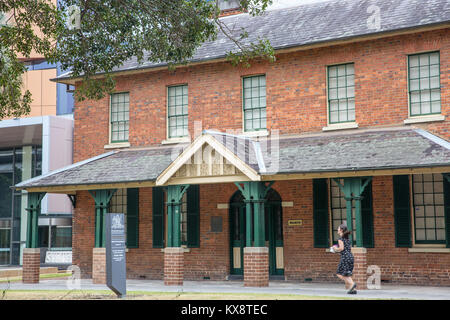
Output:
[0, 273, 70, 284]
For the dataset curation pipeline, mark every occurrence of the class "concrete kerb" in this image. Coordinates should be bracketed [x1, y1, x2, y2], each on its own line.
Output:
[0, 279, 449, 300]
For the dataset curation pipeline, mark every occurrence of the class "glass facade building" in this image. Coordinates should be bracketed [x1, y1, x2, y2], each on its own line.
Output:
[0, 146, 41, 265]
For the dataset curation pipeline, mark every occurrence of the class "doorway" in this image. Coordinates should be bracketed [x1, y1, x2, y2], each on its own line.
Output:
[229, 189, 284, 276]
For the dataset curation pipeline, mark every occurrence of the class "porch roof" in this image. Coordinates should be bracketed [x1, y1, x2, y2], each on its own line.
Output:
[15, 127, 450, 193]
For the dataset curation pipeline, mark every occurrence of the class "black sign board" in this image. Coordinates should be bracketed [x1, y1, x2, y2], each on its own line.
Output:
[106, 213, 127, 298]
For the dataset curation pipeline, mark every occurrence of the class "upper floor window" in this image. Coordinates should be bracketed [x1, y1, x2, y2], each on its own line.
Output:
[110, 92, 129, 143]
[328, 63, 355, 124]
[168, 85, 188, 138]
[243, 75, 266, 132]
[408, 52, 441, 116]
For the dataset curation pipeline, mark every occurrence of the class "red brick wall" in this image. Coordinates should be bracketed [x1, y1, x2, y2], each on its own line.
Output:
[72, 178, 450, 285]
[73, 28, 449, 163]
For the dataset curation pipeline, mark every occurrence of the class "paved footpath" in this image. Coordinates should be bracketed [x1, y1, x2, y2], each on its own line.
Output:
[0, 279, 449, 299]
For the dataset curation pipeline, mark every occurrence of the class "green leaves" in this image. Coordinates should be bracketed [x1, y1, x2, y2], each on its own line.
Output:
[1, 0, 276, 118]
[0, 0, 62, 119]
[0, 47, 31, 119]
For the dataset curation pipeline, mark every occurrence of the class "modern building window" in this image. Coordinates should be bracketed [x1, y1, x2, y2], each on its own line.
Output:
[412, 174, 446, 244]
[243, 75, 266, 131]
[408, 52, 441, 116]
[0, 146, 41, 265]
[110, 92, 130, 143]
[167, 85, 188, 138]
[330, 179, 356, 242]
[328, 63, 355, 124]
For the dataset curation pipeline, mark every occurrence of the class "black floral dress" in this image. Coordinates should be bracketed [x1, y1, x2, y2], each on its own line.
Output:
[336, 237, 354, 277]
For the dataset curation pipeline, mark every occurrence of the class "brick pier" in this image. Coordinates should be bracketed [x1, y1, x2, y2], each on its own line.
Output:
[22, 248, 41, 284]
[244, 247, 269, 287]
[92, 248, 107, 284]
[164, 247, 184, 286]
[352, 247, 368, 290]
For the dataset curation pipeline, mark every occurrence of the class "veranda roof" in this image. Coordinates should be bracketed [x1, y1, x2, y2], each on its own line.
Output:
[15, 127, 450, 193]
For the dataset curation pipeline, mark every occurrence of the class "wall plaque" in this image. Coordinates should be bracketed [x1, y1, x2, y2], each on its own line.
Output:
[288, 219, 303, 226]
[211, 216, 223, 233]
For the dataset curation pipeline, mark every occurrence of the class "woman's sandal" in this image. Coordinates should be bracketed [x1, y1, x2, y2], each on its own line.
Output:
[347, 283, 357, 294]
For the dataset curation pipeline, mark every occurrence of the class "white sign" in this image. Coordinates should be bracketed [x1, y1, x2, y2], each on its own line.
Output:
[45, 251, 72, 264]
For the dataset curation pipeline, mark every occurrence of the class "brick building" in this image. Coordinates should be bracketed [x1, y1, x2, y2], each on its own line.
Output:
[16, 0, 450, 287]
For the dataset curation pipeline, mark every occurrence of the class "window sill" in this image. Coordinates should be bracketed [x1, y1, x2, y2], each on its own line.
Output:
[161, 137, 191, 145]
[104, 142, 130, 149]
[241, 130, 269, 138]
[322, 122, 359, 132]
[160, 247, 191, 253]
[404, 114, 445, 124]
[408, 247, 450, 253]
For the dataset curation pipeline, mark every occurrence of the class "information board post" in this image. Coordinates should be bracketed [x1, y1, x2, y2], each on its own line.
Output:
[106, 213, 127, 298]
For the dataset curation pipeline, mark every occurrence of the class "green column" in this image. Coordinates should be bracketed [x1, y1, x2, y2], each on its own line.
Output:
[334, 178, 372, 248]
[26, 192, 46, 248]
[166, 185, 189, 248]
[245, 200, 252, 247]
[234, 181, 273, 248]
[89, 189, 117, 248]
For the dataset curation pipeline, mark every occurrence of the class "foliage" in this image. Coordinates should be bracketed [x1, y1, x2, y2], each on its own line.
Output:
[0, 0, 275, 118]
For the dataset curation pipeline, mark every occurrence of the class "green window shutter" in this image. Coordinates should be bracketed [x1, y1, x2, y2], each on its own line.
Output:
[313, 179, 329, 248]
[393, 175, 412, 247]
[152, 187, 165, 248]
[126, 188, 139, 248]
[443, 174, 450, 248]
[187, 185, 200, 248]
[361, 181, 374, 248]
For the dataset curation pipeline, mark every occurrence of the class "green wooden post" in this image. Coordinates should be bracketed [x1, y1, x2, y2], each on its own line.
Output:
[89, 189, 117, 248]
[26, 192, 46, 248]
[335, 178, 372, 248]
[173, 203, 181, 247]
[234, 181, 274, 248]
[245, 200, 252, 247]
[166, 185, 190, 247]
[167, 204, 173, 247]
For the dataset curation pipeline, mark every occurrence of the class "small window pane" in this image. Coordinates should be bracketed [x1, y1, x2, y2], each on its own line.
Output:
[429, 52, 439, 64]
[409, 56, 419, 67]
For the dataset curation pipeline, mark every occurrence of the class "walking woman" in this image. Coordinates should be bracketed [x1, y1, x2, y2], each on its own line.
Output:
[332, 224, 357, 294]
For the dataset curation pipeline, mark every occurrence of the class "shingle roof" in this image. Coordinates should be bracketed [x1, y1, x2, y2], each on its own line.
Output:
[15, 128, 450, 190]
[55, 0, 450, 81]
[261, 128, 450, 174]
[16, 146, 179, 188]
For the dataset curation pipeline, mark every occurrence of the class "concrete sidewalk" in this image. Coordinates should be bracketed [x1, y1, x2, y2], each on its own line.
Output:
[0, 279, 449, 299]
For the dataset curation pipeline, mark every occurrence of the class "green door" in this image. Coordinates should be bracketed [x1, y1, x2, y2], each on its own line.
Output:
[229, 190, 284, 276]
[230, 203, 246, 275]
[265, 202, 284, 276]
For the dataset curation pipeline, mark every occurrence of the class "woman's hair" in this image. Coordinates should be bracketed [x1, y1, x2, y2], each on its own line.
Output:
[338, 224, 352, 239]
